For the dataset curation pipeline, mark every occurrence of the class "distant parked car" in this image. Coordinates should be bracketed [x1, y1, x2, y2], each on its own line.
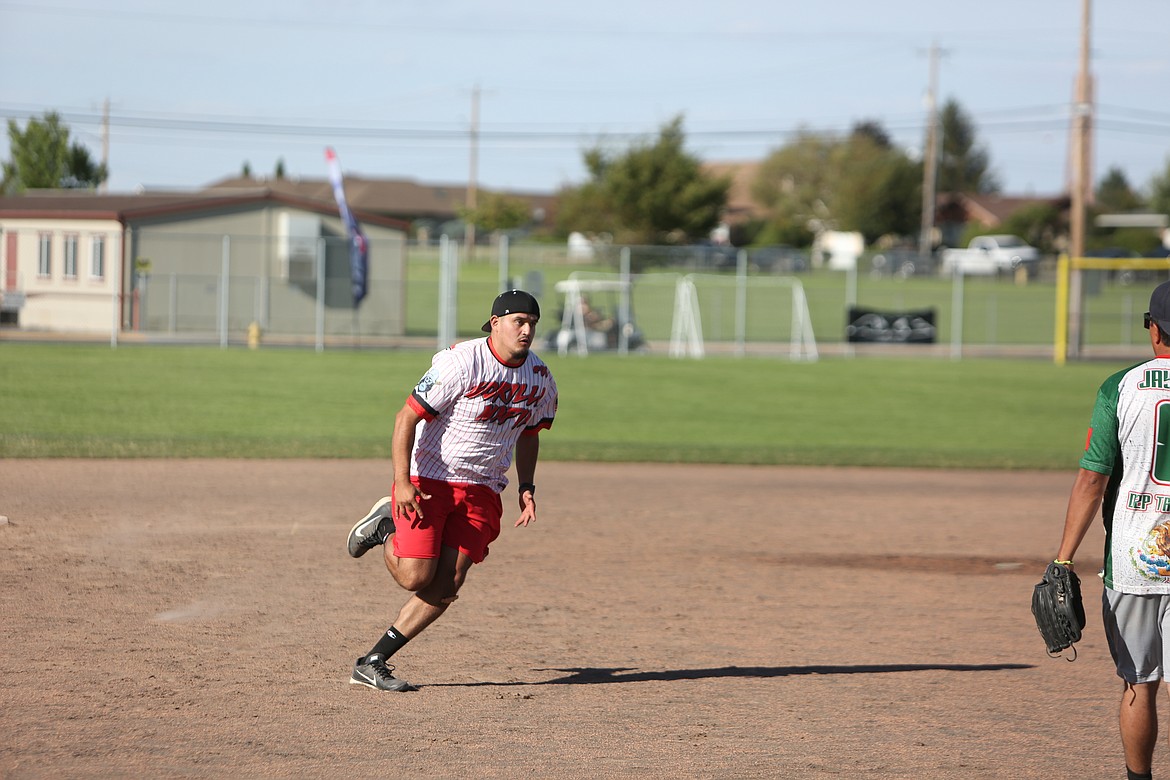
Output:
[939, 235, 1039, 276]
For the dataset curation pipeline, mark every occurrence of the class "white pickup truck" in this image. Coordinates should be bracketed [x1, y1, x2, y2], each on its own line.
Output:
[939, 235, 1039, 276]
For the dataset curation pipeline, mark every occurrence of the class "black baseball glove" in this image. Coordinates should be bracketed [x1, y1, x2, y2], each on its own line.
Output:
[1031, 561, 1086, 660]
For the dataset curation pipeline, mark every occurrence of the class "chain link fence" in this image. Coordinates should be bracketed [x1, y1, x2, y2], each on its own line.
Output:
[129, 237, 1170, 359]
[9, 225, 1164, 360]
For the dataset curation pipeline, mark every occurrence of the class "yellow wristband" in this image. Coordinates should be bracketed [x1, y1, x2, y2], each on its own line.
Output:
[1054, 559, 1074, 566]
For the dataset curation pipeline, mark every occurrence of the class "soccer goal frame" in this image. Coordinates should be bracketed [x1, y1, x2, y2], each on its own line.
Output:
[669, 273, 818, 361]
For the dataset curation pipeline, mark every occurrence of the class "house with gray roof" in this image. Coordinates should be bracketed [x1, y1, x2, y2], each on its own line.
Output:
[0, 189, 408, 340]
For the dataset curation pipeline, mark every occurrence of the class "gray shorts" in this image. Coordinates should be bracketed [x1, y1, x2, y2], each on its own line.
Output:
[1103, 587, 1170, 683]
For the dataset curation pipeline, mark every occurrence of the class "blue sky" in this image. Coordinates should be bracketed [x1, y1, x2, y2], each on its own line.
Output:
[2, 0, 1168, 198]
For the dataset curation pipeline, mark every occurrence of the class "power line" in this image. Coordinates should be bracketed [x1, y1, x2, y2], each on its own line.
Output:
[1, 102, 1166, 156]
[7, 105, 1163, 140]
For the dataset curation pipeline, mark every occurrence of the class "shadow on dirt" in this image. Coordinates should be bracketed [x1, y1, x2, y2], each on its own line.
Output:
[427, 662, 1034, 687]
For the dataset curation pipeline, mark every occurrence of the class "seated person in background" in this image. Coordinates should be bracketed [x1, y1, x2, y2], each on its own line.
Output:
[556, 295, 616, 351]
[579, 295, 613, 331]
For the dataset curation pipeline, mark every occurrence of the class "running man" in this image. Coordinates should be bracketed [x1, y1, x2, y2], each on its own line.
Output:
[346, 289, 558, 691]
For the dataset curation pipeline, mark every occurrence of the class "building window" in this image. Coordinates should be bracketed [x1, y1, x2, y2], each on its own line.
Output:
[38, 234, 52, 277]
[91, 236, 106, 279]
[64, 235, 78, 278]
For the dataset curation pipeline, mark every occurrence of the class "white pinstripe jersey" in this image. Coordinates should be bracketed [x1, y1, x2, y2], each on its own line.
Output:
[405, 337, 557, 493]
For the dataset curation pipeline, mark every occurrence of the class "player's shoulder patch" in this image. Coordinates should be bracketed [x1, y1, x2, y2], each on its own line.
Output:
[415, 368, 441, 395]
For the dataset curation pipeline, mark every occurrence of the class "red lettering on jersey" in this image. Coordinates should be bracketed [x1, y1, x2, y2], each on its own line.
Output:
[466, 381, 495, 399]
[474, 404, 533, 429]
[465, 381, 545, 406]
[514, 385, 545, 405]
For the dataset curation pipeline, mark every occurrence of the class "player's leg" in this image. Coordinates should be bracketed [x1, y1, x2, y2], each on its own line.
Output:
[349, 480, 452, 692]
[392, 545, 474, 638]
[347, 478, 447, 577]
[1104, 589, 1166, 778]
[350, 546, 470, 692]
[374, 484, 496, 649]
[383, 544, 440, 591]
[1119, 681, 1159, 777]
[379, 476, 453, 590]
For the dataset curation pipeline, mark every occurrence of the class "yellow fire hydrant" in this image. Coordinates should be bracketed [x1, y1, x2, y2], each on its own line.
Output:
[247, 321, 262, 349]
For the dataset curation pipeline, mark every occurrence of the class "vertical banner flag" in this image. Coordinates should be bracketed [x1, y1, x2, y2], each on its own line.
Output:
[325, 147, 369, 306]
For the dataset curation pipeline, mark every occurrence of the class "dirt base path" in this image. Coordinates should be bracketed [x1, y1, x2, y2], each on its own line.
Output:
[0, 460, 1126, 778]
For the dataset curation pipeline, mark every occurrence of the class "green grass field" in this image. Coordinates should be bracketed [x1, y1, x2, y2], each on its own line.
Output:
[0, 342, 1136, 469]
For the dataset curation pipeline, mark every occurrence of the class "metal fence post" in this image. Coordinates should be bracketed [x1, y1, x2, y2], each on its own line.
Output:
[110, 278, 118, 349]
[315, 237, 325, 352]
[169, 273, 177, 334]
[219, 235, 230, 349]
[498, 234, 510, 293]
[618, 247, 631, 356]
[950, 268, 964, 361]
[844, 264, 858, 359]
[735, 249, 747, 357]
[438, 235, 458, 348]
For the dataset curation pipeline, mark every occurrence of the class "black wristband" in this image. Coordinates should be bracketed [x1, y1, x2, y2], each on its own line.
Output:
[518, 482, 536, 495]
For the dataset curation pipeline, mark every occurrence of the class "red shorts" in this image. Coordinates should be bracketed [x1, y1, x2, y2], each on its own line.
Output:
[391, 477, 502, 564]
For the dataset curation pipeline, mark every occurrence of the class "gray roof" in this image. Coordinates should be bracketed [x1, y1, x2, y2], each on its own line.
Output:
[203, 175, 558, 223]
[0, 188, 409, 230]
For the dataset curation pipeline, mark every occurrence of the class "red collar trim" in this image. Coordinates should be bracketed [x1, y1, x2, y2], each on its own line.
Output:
[486, 336, 527, 368]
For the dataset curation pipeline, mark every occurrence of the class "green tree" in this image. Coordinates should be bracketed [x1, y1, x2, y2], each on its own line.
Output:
[2, 112, 108, 194]
[850, 119, 894, 149]
[459, 192, 532, 234]
[554, 177, 615, 238]
[937, 98, 999, 194]
[556, 116, 729, 244]
[1149, 156, 1170, 219]
[834, 125, 921, 242]
[274, 158, 286, 180]
[1096, 166, 1144, 212]
[750, 129, 836, 246]
[751, 122, 920, 244]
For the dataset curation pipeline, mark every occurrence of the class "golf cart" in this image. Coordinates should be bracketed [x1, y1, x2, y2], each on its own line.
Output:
[543, 277, 645, 356]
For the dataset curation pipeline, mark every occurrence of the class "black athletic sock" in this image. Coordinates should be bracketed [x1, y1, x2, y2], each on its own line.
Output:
[1127, 768, 1153, 780]
[366, 625, 410, 661]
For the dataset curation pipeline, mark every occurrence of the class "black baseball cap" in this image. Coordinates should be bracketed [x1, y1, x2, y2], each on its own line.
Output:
[481, 289, 541, 333]
[1151, 281, 1170, 332]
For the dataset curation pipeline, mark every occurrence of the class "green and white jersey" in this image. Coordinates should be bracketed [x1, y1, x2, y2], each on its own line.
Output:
[1082, 356, 1170, 593]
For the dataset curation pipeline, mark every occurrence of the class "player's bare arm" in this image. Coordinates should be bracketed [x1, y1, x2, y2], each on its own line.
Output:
[1055, 467, 1108, 568]
[514, 433, 540, 527]
[391, 402, 430, 520]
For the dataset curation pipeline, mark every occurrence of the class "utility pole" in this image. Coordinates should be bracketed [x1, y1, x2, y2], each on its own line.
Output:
[100, 97, 110, 194]
[918, 42, 943, 262]
[1070, 0, 1093, 259]
[466, 84, 480, 262]
[1067, 0, 1094, 359]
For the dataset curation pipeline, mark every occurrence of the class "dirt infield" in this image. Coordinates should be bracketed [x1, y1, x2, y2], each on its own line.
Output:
[0, 460, 1135, 778]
